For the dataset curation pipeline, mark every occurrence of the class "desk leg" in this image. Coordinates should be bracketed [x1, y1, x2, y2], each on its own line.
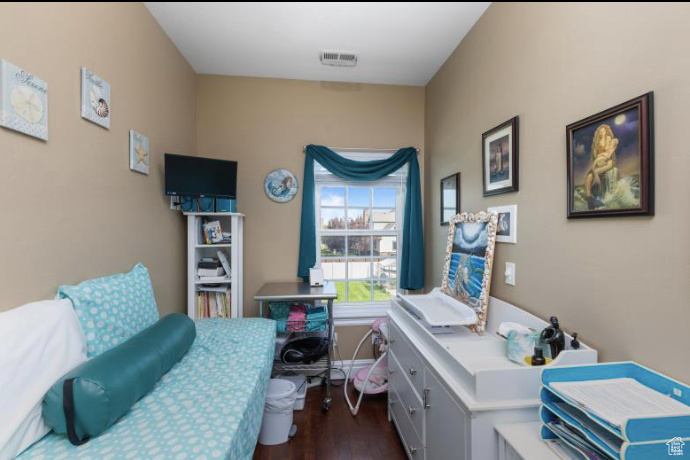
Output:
[322, 298, 333, 413]
[259, 300, 264, 318]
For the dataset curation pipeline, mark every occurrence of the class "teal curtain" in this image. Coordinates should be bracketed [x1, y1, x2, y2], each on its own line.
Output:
[298, 145, 424, 290]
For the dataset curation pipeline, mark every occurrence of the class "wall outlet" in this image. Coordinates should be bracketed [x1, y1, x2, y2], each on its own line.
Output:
[674, 387, 683, 398]
[505, 262, 516, 286]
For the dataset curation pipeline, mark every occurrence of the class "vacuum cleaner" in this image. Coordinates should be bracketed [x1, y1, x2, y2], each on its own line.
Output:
[344, 318, 389, 415]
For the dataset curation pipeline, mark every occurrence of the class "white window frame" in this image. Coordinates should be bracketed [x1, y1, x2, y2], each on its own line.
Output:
[315, 152, 406, 319]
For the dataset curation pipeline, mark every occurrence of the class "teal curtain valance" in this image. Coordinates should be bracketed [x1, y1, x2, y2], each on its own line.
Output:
[298, 145, 424, 290]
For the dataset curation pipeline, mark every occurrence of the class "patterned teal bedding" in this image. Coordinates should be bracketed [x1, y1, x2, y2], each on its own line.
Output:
[19, 318, 276, 460]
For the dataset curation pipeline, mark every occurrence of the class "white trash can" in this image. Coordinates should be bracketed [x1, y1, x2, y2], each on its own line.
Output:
[258, 378, 297, 445]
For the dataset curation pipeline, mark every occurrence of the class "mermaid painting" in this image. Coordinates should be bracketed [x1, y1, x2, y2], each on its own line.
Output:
[567, 93, 654, 217]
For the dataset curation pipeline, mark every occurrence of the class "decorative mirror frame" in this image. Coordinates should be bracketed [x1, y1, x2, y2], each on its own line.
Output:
[441, 211, 498, 333]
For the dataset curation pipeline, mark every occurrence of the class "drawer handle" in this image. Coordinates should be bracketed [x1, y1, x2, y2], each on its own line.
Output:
[389, 369, 396, 375]
[423, 388, 431, 409]
[390, 399, 396, 406]
[409, 367, 417, 376]
[390, 338, 396, 344]
[408, 405, 417, 415]
[409, 446, 418, 456]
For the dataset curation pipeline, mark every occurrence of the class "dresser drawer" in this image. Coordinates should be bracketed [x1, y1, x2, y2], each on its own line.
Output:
[390, 351, 424, 441]
[389, 321, 425, 397]
[390, 384, 424, 459]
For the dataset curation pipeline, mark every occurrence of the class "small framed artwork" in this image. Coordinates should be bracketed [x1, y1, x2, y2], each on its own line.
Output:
[129, 130, 149, 175]
[440, 172, 461, 225]
[483, 116, 519, 196]
[567, 92, 654, 218]
[81, 67, 110, 129]
[0, 59, 48, 141]
[488, 205, 517, 243]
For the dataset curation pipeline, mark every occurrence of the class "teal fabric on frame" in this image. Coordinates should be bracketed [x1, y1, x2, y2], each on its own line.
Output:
[298, 145, 424, 290]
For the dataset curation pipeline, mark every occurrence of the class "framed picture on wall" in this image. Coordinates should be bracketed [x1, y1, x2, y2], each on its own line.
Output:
[488, 204, 517, 243]
[81, 67, 110, 129]
[440, 172, 461, 225]
[0, 59, 49, 141]
[482, 116, 519, 196]
[566, 92, 654, 218]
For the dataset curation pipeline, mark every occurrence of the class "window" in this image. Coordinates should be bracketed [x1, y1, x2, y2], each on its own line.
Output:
[315, 151, 406, 315]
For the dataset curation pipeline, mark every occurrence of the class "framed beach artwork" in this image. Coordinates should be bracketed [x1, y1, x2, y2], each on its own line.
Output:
[441, 211, 498, 333]
[440, 172, 461, 225]
[567, 92, 654, 218]
[488, 205, 517, 244]
[129, 130, 149, 175]
[81, 67, 110, 129]
[483, 116, 519, 196]
[0, 59, 48, 140]
[264, 169, 299, 203]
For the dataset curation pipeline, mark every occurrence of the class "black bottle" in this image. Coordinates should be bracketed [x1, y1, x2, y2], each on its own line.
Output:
[531, 347, 546, 366]
[540, 316, 566, 359]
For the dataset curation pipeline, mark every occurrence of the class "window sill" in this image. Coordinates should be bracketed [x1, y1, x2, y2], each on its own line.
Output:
[332, 303, 390, 326]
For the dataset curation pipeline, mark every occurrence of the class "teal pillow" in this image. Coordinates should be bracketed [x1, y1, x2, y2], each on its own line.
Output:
[58, 263, 160, 357]
[42, 314, 196, 444]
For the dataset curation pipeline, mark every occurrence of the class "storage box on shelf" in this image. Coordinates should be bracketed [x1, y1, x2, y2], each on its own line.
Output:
[185, 212, 244, 319]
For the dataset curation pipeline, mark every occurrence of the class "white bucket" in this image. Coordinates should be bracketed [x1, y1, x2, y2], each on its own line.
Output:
[258, 379, 297, 445]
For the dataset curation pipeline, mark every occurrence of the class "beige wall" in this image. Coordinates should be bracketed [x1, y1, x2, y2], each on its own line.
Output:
[0, 3, 196, 314]
[426, 2, 690, 382]
[197, 75, 424, 355]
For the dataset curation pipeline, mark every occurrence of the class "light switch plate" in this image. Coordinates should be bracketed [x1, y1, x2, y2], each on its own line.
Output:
[505, 262, 516, 286]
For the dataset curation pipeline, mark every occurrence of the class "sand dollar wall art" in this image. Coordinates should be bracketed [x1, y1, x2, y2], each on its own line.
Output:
[0, 59, 48, 141]
[81, 67, 110, 129]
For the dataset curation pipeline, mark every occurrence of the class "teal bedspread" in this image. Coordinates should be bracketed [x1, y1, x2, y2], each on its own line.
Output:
[19, 318, 276, 460]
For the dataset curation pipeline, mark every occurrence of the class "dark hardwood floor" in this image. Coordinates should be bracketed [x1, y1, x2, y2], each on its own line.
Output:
[254, 382, 406, 460]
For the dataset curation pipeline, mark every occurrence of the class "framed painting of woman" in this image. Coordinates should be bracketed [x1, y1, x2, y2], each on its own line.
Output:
[566, 93, 654, 218]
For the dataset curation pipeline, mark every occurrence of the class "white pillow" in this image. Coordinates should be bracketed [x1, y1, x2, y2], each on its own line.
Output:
[0, 299, 87, 459]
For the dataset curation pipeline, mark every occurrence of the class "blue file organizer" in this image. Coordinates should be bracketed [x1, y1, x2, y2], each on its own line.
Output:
[540, 362, 690, 459]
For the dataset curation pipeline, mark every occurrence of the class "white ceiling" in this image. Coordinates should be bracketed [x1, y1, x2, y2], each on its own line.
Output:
[145, 2, 491, 86]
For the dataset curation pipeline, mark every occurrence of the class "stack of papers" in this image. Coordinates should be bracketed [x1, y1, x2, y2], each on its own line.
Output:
[551, 378, 690, 428]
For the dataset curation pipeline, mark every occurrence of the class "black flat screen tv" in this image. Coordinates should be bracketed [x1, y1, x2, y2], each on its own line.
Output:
[165, 153, 237, 199]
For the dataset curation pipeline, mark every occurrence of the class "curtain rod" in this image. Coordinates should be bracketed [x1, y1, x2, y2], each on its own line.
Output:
[302, 146, 420, 154]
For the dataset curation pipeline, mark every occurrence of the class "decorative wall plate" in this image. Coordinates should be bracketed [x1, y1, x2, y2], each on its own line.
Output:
[264, 169, 299, 203]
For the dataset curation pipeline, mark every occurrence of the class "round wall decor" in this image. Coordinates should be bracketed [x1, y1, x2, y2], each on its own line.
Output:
[264, 169, 299, 203]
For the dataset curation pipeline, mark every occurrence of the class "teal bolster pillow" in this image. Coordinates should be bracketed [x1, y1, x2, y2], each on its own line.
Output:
[42, 314, 196, 445]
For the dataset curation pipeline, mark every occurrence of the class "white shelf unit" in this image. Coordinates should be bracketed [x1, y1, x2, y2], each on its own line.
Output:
[186, 213, 244, 319]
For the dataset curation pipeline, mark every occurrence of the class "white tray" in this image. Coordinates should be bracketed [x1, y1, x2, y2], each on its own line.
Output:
[397, 288, 477, 327]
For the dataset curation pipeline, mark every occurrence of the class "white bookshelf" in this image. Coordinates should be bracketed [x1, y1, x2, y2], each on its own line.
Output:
[186, 212, 244, 319]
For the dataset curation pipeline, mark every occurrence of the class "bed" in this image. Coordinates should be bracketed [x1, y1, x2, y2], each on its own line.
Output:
[18, 318, 276, 460]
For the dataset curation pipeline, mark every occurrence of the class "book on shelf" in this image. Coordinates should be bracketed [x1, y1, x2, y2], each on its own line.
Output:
[202, 221, 223, 244]
[217, 250, 231, 275]
[196, 288, 231, 319]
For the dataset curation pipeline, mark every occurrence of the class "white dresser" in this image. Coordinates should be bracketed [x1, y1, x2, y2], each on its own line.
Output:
[387, 296, 597, 460]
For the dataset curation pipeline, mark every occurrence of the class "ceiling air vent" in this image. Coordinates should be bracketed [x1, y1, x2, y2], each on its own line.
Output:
[320, 51, 358, 67]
